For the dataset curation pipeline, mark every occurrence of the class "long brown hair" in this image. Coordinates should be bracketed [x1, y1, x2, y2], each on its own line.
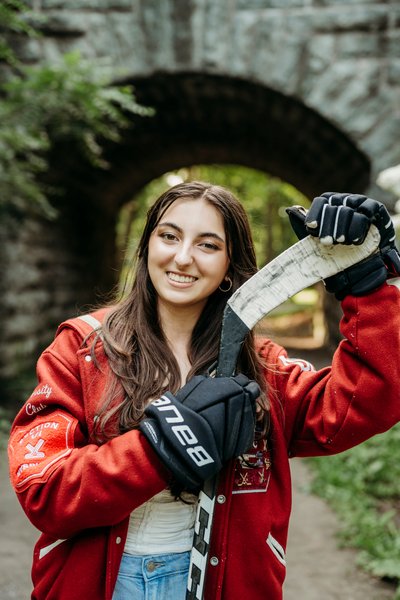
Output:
[94, 181, 268, 441]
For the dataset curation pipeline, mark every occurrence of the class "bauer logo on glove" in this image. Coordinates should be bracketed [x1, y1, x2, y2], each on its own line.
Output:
[150, 394, 215, 468]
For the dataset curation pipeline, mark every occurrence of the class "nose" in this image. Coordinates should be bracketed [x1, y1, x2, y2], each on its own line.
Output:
[174, 243, 193, 267]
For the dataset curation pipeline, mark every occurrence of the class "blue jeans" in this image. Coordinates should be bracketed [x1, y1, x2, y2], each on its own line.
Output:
[112, 551, 190, 600]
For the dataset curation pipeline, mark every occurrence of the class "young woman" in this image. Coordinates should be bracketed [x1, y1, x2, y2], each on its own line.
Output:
[8, 181, 400, 600]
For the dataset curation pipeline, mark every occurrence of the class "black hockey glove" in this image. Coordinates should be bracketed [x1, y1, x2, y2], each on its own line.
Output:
[286, 192, 400, 300]
[139, 374, 259, 492]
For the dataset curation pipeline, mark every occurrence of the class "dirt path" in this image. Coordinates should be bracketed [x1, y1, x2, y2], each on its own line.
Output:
[283, 347, 395, 599]
[0, 445, 38, 599]
[1, 444, 395, 599]
[284, 458, 395, 599]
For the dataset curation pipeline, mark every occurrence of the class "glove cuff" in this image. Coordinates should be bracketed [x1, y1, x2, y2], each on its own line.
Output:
[382, 247, 400, 277]
[325, 254, 387, 300]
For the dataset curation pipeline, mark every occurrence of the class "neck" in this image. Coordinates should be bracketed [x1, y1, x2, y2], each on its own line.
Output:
[158, 300, 204, 342]
[158, 301, 204, 383]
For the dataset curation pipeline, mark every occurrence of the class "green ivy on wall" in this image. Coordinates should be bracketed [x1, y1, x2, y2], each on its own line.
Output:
[0, 1, 154, 217]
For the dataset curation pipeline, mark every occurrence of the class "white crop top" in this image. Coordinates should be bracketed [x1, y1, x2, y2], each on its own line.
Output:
[124, 489, 198, 555]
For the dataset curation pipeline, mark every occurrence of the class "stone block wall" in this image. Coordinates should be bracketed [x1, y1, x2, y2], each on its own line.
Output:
[0, 203, 113, 405]
[16, 1, 399, 178]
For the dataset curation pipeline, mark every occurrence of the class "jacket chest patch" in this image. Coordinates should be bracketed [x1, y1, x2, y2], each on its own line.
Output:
[232, 439, 271, 494]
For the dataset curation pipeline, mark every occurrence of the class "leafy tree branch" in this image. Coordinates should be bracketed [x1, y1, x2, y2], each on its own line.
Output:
[0, 3, 154, 217]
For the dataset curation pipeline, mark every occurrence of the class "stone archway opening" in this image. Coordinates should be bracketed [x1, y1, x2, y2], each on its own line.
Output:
[81, 72, 370, 206]
[63, 72, 370, 296]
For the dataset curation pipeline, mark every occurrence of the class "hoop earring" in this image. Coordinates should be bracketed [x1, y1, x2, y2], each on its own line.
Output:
[219, 277, 233, 293]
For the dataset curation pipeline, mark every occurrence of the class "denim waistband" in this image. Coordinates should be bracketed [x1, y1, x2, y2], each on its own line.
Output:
[118, 550, 190, 581]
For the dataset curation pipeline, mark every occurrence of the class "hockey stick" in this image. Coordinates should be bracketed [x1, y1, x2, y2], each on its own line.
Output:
[186, 225, 380, 600]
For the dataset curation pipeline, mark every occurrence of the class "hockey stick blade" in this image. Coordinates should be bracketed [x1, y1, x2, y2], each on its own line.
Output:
[187, 224, 380, 600]
[217, 225, 380, 377]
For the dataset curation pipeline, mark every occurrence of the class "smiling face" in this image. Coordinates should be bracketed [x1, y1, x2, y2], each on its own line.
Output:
[147, 196, 230, 317]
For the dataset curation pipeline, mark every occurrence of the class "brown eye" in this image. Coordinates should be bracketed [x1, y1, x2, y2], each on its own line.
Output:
[160, 232, 178, 241]
[199, 242, 219, 251]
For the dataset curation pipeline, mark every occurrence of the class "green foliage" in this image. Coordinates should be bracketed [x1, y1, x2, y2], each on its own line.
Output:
[117, 165, 308, 284]
[308, 424, 400, 592]
[0, 2, 154, 217]
[0, 51, 154, 217]
[0, 0, 37, 65]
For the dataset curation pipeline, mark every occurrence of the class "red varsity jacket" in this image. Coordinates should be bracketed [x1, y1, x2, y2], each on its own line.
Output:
[8, 281, 400, 599]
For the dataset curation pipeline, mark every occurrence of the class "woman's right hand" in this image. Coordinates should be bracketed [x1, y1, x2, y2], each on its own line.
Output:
[139, 374, 259, 492]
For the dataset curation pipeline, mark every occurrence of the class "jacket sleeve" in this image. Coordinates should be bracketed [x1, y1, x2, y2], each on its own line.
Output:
[261, 280, 400, 457]
[8, 327, 171, 539]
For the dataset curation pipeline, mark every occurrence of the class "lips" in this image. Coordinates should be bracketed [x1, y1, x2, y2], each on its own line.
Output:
[167, 272, 198, 283]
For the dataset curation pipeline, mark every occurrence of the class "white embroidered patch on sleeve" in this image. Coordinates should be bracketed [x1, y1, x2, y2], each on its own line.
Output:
[278, 355, 315, 372]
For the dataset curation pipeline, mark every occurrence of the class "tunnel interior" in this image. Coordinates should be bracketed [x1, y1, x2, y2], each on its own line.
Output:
[55, 72, 371, 293]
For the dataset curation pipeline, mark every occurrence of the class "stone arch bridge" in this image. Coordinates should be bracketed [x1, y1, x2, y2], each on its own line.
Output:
[1, 0, 399, 401]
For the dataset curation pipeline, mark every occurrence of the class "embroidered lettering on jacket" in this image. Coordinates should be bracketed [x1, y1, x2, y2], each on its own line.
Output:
[25, 402, 47, 416]
[8, 411, 77, 492]
[30, 384, 53, 400]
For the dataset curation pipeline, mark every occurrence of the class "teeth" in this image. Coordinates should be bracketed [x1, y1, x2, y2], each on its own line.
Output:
[168, 272, 196, 283]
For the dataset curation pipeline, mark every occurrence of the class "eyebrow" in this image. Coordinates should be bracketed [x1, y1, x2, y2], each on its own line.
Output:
[158, 221, 226, 243]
